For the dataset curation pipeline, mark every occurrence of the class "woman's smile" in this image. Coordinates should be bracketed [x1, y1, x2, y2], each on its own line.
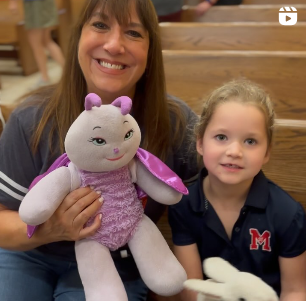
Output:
[94, 59, 128, 75]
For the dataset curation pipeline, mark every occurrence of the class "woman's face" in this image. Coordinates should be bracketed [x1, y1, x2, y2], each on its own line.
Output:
[78, 3, 149, 103]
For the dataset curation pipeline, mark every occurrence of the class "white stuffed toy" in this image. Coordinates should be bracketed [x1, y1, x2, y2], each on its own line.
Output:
[19, 93, 189, 301]
[184, 257, 279, 301]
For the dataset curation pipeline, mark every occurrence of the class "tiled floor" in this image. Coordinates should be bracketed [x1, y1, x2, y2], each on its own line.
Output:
[0, 59, 62, 105]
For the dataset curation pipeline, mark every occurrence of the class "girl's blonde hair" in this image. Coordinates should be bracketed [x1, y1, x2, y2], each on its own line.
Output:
[27, 0, 186, 162]
[195, 79, 275, 148]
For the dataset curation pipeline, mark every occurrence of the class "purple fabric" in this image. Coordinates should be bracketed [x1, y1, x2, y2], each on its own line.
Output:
[136, 148, 189, 195]
[80, 166, 144, 251]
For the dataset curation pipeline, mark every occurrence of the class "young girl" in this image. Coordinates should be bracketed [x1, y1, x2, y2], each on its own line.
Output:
[0, 0, 198, 300]
[169, 79, 306, 301]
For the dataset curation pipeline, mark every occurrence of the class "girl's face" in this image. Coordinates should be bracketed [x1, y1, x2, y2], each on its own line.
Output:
[197, 101, 270, 187]
[78, 3, 149, 103]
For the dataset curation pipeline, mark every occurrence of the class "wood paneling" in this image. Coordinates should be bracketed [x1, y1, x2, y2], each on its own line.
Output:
[163, 50, 306, 120]
[243, 0, 305, 4]
[160, 22, 306, 51]
[181, 4, 306, 22]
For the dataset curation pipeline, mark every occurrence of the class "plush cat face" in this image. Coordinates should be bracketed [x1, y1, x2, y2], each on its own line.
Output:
[65, 94, 141, 172]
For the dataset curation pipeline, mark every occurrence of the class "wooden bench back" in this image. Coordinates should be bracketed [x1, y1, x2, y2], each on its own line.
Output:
[0, 1, 23, 44]
[163, 50, 306, 120]
[181, 4, 306, 22]
[243, 0, 304, 4]
[160, 22, 306, 51]
[263, 119, 306, 208]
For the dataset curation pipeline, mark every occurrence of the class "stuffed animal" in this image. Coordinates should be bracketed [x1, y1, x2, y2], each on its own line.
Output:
[19, 93, 189, 301]
[184, 257, 279, 301]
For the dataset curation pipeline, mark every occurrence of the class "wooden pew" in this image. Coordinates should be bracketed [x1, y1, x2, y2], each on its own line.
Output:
[244, 0, 305, 4]
[181, 4, 306, 22]
[163, 50, 306, 120]
[0, 0, 70, 75]
[160, 22, 306, 51]
[263, 119, 306, 207]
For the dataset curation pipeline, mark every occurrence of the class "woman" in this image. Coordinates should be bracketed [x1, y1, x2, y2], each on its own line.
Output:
[0, 0, 199, 300]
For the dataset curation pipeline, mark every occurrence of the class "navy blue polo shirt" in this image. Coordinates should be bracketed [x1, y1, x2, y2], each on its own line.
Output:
[169, 168, 306, 296]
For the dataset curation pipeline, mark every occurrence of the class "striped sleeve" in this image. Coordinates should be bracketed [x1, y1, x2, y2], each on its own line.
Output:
[0, 109, 39, 210]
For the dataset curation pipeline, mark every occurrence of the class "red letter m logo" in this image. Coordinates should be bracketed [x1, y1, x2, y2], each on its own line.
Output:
[249, 228, 271, 251]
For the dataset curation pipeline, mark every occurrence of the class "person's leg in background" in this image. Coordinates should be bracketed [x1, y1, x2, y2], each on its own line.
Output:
[42, 27, 65, 68]
[26, 28, 50, 83]
[24, 0, 65, 89]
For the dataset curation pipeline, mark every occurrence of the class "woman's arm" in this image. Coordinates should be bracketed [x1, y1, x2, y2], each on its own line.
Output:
[279, 251, 306, 301]
[173, 244, 203, 301]
[0, 187, 102, 251]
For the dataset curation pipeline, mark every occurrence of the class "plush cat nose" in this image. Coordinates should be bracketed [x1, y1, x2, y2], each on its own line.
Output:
[113, 148, 119, 154]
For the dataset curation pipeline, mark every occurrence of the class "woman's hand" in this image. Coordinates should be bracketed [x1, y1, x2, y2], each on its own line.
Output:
[8, 0, 19, 15]
[37, 187, 103, 242]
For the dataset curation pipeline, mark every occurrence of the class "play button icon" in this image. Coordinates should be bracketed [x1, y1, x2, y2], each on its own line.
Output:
[279, 7, 297, 26]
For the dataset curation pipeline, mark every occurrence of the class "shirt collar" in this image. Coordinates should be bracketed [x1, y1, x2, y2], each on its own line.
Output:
[190, 168, 269, 213]
[244, 170, 269, 209]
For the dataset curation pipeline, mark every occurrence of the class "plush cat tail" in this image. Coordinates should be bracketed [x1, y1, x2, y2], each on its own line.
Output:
[111, 96, 132, 115]
[85, 93, 102, 110]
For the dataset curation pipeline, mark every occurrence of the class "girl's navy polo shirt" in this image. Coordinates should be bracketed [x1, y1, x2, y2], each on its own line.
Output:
[169, 168, 306, 296]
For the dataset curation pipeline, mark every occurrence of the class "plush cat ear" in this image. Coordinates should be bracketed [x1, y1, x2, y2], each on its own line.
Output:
[184, 279, 224, 300]
[85, 93, 102, 110]
[204, 258, 239, 283]
[111, 96, 132, 115]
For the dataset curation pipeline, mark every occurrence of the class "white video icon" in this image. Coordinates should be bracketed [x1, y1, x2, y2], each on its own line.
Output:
[279, 7, 297, 26]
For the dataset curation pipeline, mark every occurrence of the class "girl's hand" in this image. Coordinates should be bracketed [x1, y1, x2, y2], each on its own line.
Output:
[37, 187, 103, 242]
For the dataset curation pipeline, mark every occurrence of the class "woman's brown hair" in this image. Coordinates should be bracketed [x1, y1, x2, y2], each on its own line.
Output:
[29, 0, 185, 161]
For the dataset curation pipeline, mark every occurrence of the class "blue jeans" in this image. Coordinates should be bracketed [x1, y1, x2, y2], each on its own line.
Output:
[0, 248, 148, 301]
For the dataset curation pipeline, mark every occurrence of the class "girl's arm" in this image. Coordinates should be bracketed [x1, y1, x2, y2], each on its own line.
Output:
[0, 187, 102, 251]
[173, 243, 203, 301]
[279, 251, 306, 301]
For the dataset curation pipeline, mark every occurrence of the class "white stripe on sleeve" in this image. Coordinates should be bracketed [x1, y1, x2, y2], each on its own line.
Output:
[0, 183, 24, 201]
[0, 171, 29, 194]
